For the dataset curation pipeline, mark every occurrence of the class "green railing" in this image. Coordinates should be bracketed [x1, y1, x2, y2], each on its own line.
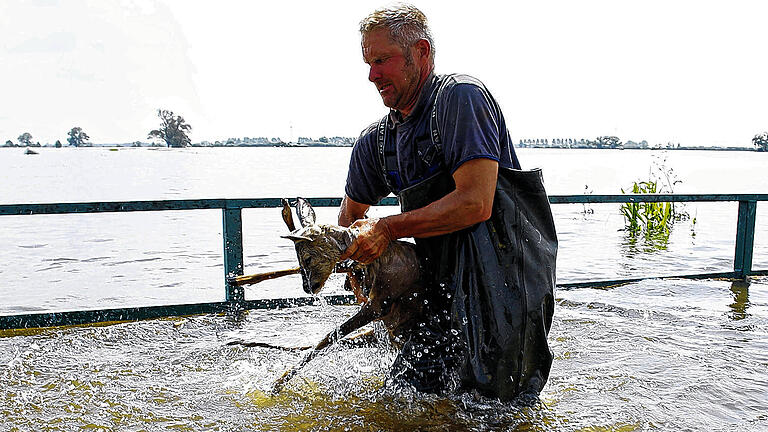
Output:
[0, 194, 765, 331]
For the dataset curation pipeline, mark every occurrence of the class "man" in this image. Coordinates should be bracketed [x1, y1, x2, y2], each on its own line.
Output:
[339, 4, 557, 402]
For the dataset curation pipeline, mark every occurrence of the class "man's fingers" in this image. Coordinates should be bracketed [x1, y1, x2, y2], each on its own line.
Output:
[341, 217, 390, 264]
[340, 242, 357, 261]
[341, 241, 375, 264]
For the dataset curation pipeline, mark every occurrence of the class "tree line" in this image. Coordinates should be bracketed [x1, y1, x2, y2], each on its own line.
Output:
[4, 109, 192, 148]
[522, 133, 768, 151]
[5, 110, 767, 151]
[5, 127, 91, 148]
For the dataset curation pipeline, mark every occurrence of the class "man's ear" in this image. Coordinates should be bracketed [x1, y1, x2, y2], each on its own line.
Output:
[414, 39, 431, 64]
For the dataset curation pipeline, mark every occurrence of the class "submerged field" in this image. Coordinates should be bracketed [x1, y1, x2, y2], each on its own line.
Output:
[2, 147, 767, 430]
[2, 277, 767, 431]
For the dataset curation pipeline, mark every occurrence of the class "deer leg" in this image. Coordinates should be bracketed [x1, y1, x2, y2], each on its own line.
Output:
[270, 302, 381, 394]
[226, 340, 311, 351]
[341, 328, 377, 347]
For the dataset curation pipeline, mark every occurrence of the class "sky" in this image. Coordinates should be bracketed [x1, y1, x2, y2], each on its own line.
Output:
[1, 0, 767, 147]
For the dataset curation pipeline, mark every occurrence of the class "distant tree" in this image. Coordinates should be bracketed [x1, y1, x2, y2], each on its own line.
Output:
[55, 140, 62, 148]
[4, 139, 14, 147]
[66, 127, 90, 147]
[753, 132, 768, 152]
[18, 132, 33, 146]
[596, 136, 622, 149]
[148, 109, 192, 148]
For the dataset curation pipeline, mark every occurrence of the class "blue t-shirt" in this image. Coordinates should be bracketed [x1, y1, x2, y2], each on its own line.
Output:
[345, 73, 520, 205]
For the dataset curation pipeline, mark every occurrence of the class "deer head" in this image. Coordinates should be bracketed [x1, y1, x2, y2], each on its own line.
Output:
[281, 198, 354, 294]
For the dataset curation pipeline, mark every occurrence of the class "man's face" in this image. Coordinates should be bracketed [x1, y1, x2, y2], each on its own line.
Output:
[362, 28, 422, 115]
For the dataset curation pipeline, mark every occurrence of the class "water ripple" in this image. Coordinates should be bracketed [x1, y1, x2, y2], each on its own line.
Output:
[1, 278, 767, 430]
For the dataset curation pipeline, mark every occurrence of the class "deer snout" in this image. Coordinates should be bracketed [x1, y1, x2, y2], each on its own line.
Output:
[300, 267, 324, 295]
[305, 281, 323, 295]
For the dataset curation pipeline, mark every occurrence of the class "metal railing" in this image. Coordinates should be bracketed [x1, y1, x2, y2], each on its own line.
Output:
[0, 194, 765, 331]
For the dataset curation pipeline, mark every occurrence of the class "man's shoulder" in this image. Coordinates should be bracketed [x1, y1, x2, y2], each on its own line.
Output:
[355, 120, 380, 147]
[438, 73, 486, 89]
[435, 73, 492, 105]
[353, 119, 382, 153]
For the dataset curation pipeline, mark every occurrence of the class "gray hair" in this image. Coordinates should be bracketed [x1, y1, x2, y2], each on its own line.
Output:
[359, 3, 435, 64]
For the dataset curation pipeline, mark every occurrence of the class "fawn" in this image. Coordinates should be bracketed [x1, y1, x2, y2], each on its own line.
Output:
[272, 198, 425, 393]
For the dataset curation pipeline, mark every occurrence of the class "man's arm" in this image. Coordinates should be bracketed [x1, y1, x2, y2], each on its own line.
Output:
[338, 195, 371, 227]
[340, 158, 498, 263]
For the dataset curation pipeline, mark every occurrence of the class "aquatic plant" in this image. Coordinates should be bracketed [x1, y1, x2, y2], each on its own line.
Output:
[620, 180, 673, 234]
[620, 154, 689, 242]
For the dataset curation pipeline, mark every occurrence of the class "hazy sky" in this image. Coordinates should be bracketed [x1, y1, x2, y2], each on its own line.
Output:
[2, 0, 767, 147]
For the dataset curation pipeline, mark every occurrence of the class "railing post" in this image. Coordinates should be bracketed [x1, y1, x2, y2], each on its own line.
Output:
[223, 206, 245, 302]
[734, 200, 757, 279]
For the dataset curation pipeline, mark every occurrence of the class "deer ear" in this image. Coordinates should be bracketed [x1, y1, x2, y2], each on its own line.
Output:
[281, 234, 311, 242]
[281, 198, 296, 231]
[296, 197, 316, 227]
[280, 198, 296, 231]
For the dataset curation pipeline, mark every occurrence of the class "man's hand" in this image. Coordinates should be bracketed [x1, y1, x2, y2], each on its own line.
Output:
[340, 217, 394, 264]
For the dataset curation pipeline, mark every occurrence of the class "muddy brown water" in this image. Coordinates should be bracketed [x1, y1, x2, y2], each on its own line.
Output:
[2, 277, 766, 431]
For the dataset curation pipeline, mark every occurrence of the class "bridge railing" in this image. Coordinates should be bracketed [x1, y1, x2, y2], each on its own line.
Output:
[0, 194, 765, 330]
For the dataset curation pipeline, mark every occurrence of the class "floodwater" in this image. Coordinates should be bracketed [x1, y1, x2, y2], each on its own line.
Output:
[2, 277, 767, 431]
[1, 147, 767, 313]
[1, 147, 767, 430]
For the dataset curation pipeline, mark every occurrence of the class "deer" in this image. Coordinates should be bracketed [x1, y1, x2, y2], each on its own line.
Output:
[271, 197, 425, 393]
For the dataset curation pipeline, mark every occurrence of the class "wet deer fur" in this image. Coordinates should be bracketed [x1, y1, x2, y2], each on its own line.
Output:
[273, 198, 425, 393]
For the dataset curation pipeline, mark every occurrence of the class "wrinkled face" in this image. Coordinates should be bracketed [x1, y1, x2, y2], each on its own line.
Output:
[362, 27, 422, 114]
[289, 226, 343, 295]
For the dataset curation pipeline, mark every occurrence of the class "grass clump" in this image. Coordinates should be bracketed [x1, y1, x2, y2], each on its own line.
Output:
[620, 154, 690, 242]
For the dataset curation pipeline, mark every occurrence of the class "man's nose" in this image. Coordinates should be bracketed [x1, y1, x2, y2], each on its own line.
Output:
[368, 65, 381, 83]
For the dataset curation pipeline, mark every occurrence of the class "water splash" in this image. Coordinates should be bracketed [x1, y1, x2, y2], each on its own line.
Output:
[1, 278, 767, 430]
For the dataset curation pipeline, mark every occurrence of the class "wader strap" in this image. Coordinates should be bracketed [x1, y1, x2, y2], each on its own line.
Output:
[423, 76, 453, 167]
[423, 102, 442, 167]
[376, 115, 402, 192]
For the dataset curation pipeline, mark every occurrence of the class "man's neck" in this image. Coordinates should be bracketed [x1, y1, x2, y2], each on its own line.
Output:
[398, 65, 434, 118]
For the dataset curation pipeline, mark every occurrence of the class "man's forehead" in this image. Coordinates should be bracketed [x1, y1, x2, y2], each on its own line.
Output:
[362, 28, 398, 52]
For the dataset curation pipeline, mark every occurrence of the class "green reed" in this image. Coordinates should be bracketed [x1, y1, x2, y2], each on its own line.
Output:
[620, 154, 689, 241]
[620, 180, 674, 234]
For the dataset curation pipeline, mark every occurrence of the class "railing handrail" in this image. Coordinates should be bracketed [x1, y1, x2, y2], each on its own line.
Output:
[548, 193, 768, 204]
[2, 193, 768, 216]
[0, 194, 764, 331]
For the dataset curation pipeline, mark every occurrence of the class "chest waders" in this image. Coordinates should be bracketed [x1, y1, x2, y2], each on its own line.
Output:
[377, 103, 557, 401]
